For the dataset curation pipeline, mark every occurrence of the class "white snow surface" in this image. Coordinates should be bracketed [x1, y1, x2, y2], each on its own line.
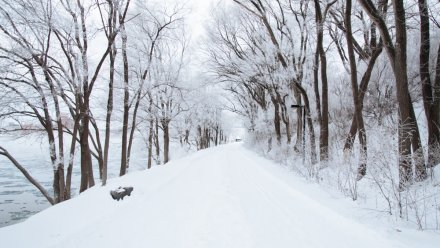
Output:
[0, 143, 438, 248]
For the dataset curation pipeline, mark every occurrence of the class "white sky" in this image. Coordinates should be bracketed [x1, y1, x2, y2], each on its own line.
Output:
[186, 0, 216, 40]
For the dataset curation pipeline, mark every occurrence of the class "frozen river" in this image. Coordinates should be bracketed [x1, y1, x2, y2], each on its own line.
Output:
[0, 135, 149, 227]
[0, 136, 54, 227]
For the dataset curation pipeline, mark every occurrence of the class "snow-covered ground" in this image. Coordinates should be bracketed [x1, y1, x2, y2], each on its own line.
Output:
[0, 143, 439, 248]
[0, 134, 174, 227]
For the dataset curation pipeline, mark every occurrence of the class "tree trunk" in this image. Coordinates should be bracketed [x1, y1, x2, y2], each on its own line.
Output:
[271, 96, 282, 145]
[79, 101, 95, 193]
[120, 18, 129, 177]
[103, 46, 116, 185]
[278, 94, 291, 144]
[393, 0, 422, 188]
[127, 91, 141, 169]
[314, 0, 329, 161]
[345, 0, 367, 179]
[418, 0, 440, 168]
[0, 147, 55, 205]
[147, 117, 154, 169]
[155, 117, 161, 164]
[66, 114, 80, 198]
[163, 121, 170, 163]
[294, 90, 303, 152]
[432, 43, 440, 167]
[102, 0, 117, 186]
[344, 44, 383, 150]
[313, 44, 322, 125]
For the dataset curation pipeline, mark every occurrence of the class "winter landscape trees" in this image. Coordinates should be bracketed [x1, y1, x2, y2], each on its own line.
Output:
[1, 0, 440, 231]
[0, 0, 228, 206]
[205, 0, 440, 227]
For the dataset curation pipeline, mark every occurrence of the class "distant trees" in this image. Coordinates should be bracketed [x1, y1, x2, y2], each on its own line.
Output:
[210, 0, 318, 162]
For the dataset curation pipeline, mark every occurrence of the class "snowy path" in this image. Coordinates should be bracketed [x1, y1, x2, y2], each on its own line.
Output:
[0, 143, 416, 247]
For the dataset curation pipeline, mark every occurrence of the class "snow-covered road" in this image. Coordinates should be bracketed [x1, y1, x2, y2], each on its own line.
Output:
[0, 143, 426, 247]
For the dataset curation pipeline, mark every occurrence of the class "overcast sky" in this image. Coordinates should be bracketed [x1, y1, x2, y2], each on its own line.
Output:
[185, 0, 222, 42]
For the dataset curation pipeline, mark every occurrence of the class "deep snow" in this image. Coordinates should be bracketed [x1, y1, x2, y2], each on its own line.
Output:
[0, 143, 438, 248]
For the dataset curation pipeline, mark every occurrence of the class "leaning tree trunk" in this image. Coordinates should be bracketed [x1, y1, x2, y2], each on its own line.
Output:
[0, 147, 55, 205]
[127, 91, 142, 169]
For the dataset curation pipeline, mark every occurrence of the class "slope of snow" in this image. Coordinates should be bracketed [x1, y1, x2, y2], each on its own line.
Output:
[0, 143, 438, 248]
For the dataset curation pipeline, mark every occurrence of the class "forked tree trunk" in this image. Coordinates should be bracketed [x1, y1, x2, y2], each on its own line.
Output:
[345, 0, 367, 179]
[344, 45, 383, 151]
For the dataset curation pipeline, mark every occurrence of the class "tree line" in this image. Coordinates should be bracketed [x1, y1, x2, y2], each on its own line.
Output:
[206, 0, 440, 190]
[0, 0, 227, 205]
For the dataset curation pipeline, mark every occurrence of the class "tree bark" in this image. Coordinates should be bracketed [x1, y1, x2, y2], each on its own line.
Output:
[103, 10, 117, 185]
[271, 96, 282, 145]
[127, 91, 141, 169]
[393, 0, 424, 187]
[66, 114, 80, 198]
[345, 0, 367, 179]
[163, 120, 170, 163]
[313, 0, 331, 161]
[119, 13, 129, 176]
[79, 102, 95, 192]
[155, 117, 161, 164]
[418, 0, 440, 168]
[148, 118, 154, 169]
